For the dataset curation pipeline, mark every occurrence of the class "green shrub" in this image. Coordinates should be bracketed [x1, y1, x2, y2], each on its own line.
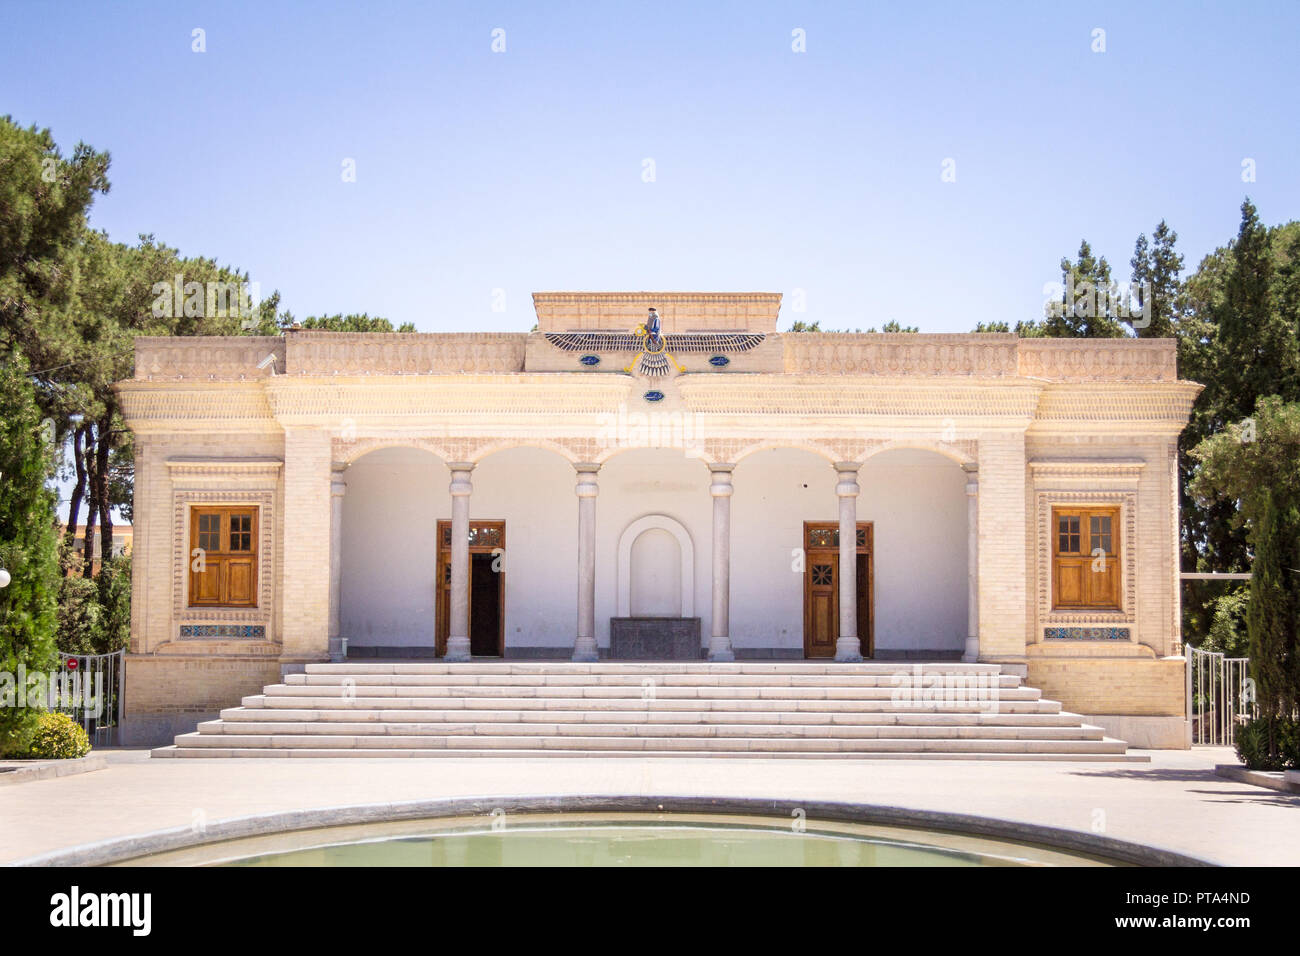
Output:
[1278, 718, 1300, 770]
[26, 711, 91, 760]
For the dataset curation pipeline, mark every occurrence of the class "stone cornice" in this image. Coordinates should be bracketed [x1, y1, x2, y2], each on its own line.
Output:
[1027, 381, 1202, 435]
[165, 458, 284, 479]
[117, 374, 1201, 439]
[116, 381, 279, 434]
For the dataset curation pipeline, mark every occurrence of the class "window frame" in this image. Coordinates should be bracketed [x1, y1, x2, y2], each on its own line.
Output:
[1050, 505, 1121, 611]
[188, 505, 260, 609]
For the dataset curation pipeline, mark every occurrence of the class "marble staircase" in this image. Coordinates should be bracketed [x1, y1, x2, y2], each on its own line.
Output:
[152, 661, 1142, 760]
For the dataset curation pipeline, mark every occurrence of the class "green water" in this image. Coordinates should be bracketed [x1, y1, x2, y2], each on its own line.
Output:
[194, 816, 1110, 867]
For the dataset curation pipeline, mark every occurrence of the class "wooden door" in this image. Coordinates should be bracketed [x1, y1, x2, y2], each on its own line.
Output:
[435, 520, 505, 657]
[802, 522, 874, 658]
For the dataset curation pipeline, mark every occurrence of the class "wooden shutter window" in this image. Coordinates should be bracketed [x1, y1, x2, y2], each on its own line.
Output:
[189, 506, 259, 608]
[1051, 506, 1120, 611]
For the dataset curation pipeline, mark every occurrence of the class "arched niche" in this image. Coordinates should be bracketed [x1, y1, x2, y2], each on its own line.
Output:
[617, 514, 694, 618]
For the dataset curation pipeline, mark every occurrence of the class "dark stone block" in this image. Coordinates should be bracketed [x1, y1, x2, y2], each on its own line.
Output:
[610, 617, 702, 660]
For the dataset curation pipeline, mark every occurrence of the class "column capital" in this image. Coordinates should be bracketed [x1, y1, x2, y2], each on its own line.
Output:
[447, 460, 476, 474]
[330, 461, 348, 496]
[708, 462, 736, 474]
[709, 464, 735, 497]
[835, 461, 860, 498]
[575, 463, 600, 498]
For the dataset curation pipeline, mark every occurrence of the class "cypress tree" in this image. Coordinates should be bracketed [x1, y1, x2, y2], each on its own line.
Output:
[1245, 495, 1299, 757]
[0, 354, 60, 755]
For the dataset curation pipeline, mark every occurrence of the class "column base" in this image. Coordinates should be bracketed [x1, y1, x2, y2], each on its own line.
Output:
[708, 637, 735, 662]
[962, 636, 979, 663]
[443, 636, 471, 663]
[834, 637, 864, 663]
[571, 638, 599, 662]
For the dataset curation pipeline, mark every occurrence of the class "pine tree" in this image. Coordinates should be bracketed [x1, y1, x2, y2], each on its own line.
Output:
[1129, 221, 1184, 338]
[1044, 240, 1129, 338]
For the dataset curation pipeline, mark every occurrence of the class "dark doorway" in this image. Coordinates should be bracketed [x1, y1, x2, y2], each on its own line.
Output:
[470, 552, 503, 656]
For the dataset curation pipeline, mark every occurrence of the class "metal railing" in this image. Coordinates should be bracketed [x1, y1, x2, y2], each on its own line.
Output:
[55, 649, 125, 746]
[1186, 646, 1254, 747]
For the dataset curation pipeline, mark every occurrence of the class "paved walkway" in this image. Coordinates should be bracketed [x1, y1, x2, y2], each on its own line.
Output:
[2, 747, 1296, 865]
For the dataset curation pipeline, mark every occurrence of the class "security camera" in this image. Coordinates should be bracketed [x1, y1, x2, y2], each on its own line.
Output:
[257, 353, 278, 373]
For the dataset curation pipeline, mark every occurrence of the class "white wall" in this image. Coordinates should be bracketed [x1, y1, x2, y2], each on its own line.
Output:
[339, 444, 967, 657]
[858, 448, 968, 654]
[339, 447, 448, 647]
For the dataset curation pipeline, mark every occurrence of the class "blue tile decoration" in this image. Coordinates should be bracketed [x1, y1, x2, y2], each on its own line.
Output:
[180, 624, 266, 640]
[643, 390, 665, 403]
[579, 354, 600, 366]
[708, 355, 730, 367]
[1044, 626, 1130, 641]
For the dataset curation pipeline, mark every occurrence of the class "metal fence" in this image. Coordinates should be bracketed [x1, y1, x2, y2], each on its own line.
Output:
[1186, 646, 1254, 747]
[54, 649, 125, 746]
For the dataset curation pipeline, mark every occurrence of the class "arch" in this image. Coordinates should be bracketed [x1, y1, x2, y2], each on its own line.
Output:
[860, 439, 976, 468]
[617, 513, 694, 617]
[335, 437, 458, 466]
[470, 437, 583, 465]
[729, 441, 840, 466]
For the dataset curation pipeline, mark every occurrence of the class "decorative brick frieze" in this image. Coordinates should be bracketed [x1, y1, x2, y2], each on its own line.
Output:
[1017, 338, 1176, 382]
[783, 333, 1019, 376]
[132, 336, 284, 381]
[285, 331, 526, 375]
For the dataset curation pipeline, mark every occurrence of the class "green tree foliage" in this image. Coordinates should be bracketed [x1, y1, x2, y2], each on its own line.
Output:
[1042, 240, 1129, 338]
[0, 355, 59, 755]
[1243, 497, 1300, 755]
[1129, 221, 1184, 339]
[289, 313, 415, 332]
[1191, 397, 1300, 749]
[1180, 206, 1300, 646]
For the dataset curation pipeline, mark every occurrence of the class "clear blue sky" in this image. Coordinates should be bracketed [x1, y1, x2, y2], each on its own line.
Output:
[2, 0, 1297, 333]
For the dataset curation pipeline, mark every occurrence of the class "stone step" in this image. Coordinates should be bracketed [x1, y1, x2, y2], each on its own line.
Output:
[241, 694, 1063, 714]
[220, 706, 1084, 727]
[151, 745, 1149, 761]
[166, 731, 1129, 754]
[261, 683, 1042, 702]
[284, 672, 1024, 689]
[195, 719, 1105, 740]
[302, 662, 1004, 676]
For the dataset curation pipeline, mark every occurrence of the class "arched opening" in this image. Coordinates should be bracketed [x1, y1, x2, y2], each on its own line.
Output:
[859, 447, 969, 658]
[339, 446, 447, 654]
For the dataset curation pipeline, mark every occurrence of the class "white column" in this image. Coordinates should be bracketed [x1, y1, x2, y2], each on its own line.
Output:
[834, 461, 863, 662]
[962, 463, 980, 663]
[444, 462, 474, 662]
[572, 463, 600, 662]
[328, 463, 347, 663]
[708, 464, 736, 662]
